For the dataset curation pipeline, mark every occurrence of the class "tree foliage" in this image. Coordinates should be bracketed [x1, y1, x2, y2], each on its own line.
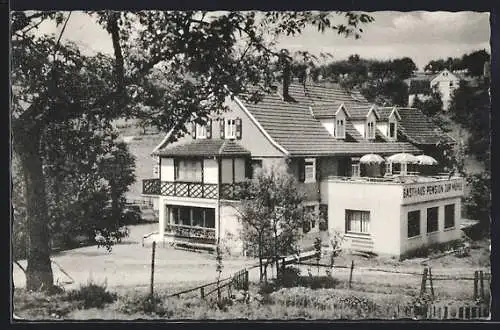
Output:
[317, 55, 416, 106]
[423, 50, 490, 76]
[237, 163, 304, 282]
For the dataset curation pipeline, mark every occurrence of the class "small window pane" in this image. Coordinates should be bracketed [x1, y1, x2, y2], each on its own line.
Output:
[427, 207, 439, 233]
[444, 204, 455, 229]
[408, 210, 421, 238]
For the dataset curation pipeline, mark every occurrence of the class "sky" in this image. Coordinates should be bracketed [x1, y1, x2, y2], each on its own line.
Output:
[33, 11, 491, 71]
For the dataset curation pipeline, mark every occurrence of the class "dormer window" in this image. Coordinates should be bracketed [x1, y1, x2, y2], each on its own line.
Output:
[336, 119, 345, 139]
[226, 119, 236, 139]
[366, 121, 375, 139]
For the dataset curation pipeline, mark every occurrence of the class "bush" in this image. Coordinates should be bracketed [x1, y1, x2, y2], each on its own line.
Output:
[115, 292, 172, 317]
[278, 266, 301, 288]
[299, 276, 339, 290]
[65, 280, 117, 309]
[258, 281, 277, 295]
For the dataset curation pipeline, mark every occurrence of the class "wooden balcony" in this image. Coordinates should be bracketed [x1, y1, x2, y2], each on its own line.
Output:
[142, 179, 245, 200]
[165, 224, 216, 245]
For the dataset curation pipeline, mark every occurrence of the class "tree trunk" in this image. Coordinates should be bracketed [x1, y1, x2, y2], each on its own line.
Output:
[258, 234, 263, 282]
[17, 129, 54, 291]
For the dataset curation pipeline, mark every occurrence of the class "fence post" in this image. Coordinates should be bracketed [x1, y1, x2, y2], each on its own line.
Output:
[428, 267, 434, 298]
[474, 271, 479, 300]
[479, 271, 485, 302]
[150, 241, 156, 298]
[200, 287, 205, 299]
[420, 267, 428, 295]
[348, 260, 354, 289]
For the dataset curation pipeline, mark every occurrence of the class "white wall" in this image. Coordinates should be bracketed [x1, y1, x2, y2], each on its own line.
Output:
[322, 180, 403, 255]
[221, 159, 233, 183]
[204, 159, 218, 184]
[352, 121, 365, 138]
[320, 119, 335, 136]
[400, 197, 462, 255]
[160, 157, 175, 181]
[234, 158, 246, 182]
[376, 122, 388, 138]
[219, 201, 244, 254]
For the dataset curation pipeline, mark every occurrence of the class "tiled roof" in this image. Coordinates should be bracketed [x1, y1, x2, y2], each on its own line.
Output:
[310, 101, 343, 118]
[158, 139, 250, 157]
[242, 83, 421, 156]
[348, 105, 376, 120]
[397, 108, 455, 145]
[377, 107, 397, 120]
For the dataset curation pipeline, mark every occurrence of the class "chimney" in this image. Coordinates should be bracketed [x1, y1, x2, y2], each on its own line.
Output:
[282, 60, 291, 101]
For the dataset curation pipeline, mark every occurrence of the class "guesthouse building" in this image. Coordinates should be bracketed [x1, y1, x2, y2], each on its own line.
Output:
[142, 81, 463, 258]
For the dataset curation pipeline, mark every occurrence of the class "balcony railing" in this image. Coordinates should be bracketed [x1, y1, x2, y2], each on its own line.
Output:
[165, 223, 216, 244]
[142, 179, 245, 200]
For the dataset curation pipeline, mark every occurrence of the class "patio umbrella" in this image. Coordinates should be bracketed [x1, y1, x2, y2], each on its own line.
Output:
[387, 153, 419, 164]
[359, 153, 385, 164]
[416, 154, 438, 166]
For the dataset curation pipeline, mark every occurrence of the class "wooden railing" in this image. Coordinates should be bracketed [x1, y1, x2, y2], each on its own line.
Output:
[165, 223, 216, 243]
[142, 179, 245, 200]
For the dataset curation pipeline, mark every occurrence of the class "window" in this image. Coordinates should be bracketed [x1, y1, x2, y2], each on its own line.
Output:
[346, 210, 370, 234]
[444, 204, 455, 229]
[304, 158, 316, 183]
[408, 210, 421, 238]
[389, 122, 396, 139]
[225, 119, 236, 139]
[426, 207, 439, 233]
[385, 162, 392, 175]
[351, 163, 360, 177]
[176, 159, 202, 182]
[336, 119, 345, 138]
[366, 121, 375, 139]
[196, 124, 207, 138]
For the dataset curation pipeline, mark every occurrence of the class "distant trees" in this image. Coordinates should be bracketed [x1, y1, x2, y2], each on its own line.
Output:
[448, 78, 490, 233]
[424, 50, 490, 76]
[316, 55, 417, 106]
[237, 164, 304, 282]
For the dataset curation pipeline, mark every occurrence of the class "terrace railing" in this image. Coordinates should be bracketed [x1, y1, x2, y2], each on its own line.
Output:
[165, 223, 216, 243]
[142, 179, 245, 200]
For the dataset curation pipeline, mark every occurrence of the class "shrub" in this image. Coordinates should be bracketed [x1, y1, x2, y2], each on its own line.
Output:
[258, 281, 277, 295]
[115, 292, 173, 317]
[65, 280, 117, 309]
[299, 276, 339, 289]
[279, 266, 301, 288]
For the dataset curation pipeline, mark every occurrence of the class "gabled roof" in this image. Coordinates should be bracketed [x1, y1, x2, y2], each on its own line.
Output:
[377, 107, 402, 121]
[158, 139, 250, 157]
[396, 108, 455, 145]
[348, 104, 380, 120]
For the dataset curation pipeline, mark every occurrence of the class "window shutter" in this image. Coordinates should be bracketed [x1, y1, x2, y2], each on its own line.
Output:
[245, 158, 252, 179]
[298, 158, 305, 183]
[220, 119, 225, 139]
[174, 159, 179, 180]
[315, 159, 320, 181]
[191, 122, 197, 139]
[235, 118, 242, 139]
[206, 119, 212, 139]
